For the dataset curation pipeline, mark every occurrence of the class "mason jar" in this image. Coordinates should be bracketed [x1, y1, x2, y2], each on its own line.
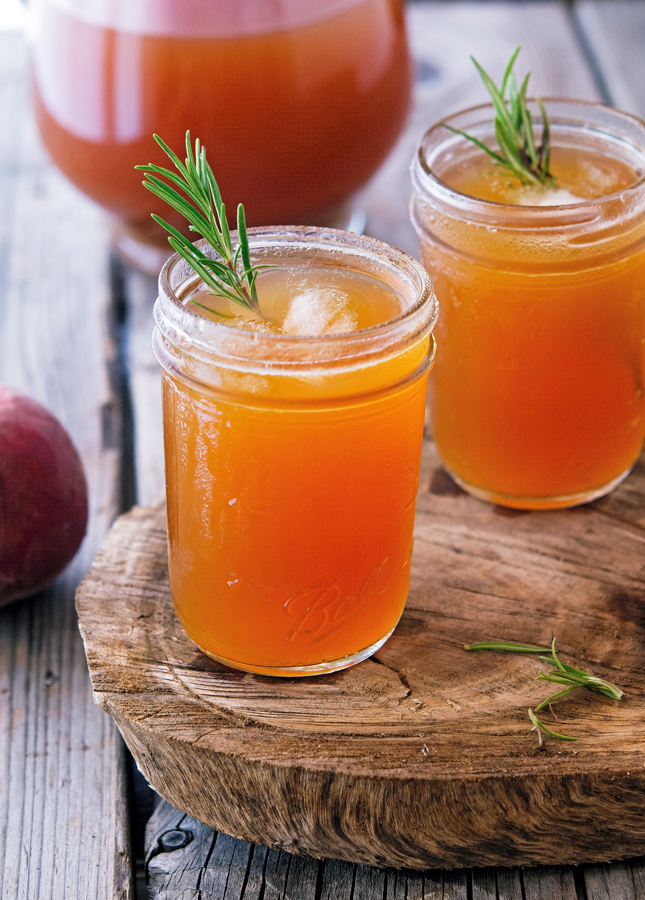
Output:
[153, 226, 437, 675]
[411, 99, 645, 509]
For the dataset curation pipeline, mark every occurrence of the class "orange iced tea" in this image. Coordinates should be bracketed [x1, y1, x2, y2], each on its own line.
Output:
[30, 0, 411, 260]
[411, 100, 645, 508]
[153, 228, 437, 675]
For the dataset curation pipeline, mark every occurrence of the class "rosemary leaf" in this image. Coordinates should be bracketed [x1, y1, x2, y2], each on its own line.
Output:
[519, 75, 538, 168]
[528, 709, 578, 747]
[166, 238, 247, 307]
[464, 640, 550, 653]
[538, 97, 552, 174]
[500, 45, 521, 96]
[536, 654, 624, 701]
[444, 127, 507, 167]
[137, 131, 268, 317]
[534, 687, 577, 712]
[237, 204, 259, 306]
[448, 47, 555, 186]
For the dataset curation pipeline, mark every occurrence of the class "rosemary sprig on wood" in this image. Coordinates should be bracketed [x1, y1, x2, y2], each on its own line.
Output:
[536, 638, 624, 703]
[448, 46, 555, 186]
[465, 640, 549, 654]
[528, 709, 578, 748]
[465, 637, 624, 746]
[136, 132, 267, 316]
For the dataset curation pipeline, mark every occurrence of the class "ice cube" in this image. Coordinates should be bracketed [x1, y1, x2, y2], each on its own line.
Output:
[282, 288, 359, 336]
[515, 186, 583, 206]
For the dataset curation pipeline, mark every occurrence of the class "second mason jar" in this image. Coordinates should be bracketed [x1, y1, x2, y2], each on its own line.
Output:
[411, 99, 645, 509]
[153, 227, 437, 676]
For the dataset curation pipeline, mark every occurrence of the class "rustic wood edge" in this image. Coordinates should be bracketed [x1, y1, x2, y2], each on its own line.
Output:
[76, 504, 645, 871]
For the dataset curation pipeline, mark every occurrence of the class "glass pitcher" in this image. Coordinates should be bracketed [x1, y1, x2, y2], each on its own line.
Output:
[29, 0, 413, 272]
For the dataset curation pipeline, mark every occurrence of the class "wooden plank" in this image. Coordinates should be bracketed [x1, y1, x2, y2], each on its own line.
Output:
[146, 801, 288, 900]
[281, 853, 321, 900]
[353, 865, 387, 900]
[261, 849, 293, 900]
[384, 868, 424, 900]
[0, 30, 132, 900]
[498, 870, 525, 900]
[319, 858, 355, 900]
[199, 832, 253, 899]
[147, 815, 216, 898]
[472, 868, 523, 900]
[574, 1, 645, 116]
[522, 868, 578, 900]
[423, 870, 469, 899]
[242, 845, 270, 900]
[582, 858, 645, 900]
[120, 265, 165, 508]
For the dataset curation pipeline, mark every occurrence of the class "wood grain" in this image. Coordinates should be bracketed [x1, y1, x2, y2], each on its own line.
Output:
[145, 798, 483, 899]
[146, 801, 645, 899]
[0, 31, 132, 900]
[121, 264, 166, 508]
[145, 799, 645, 899]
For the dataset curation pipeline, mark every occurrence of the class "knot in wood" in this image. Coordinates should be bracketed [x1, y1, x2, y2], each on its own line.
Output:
[158, 829, 193, 852]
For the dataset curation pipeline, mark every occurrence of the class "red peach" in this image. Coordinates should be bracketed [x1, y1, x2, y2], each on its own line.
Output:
[0, 385, 88, 606]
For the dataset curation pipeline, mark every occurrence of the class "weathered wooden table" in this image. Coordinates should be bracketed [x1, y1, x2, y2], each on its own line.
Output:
[2, 2, 645, 897]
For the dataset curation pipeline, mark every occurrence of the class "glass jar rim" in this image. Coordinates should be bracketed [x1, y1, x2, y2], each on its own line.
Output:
[411, 97, 645, 221]
[155, 226, 437, 372]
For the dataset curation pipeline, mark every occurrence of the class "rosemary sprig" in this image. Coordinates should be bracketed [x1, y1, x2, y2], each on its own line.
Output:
[536, 638, 624, 703]
[465, 636, 624, 746]
[448, 46, 554, 186]
[528, 709, 577, 748]
[464, 640, 550, 654]
[136, 132, 267, 316]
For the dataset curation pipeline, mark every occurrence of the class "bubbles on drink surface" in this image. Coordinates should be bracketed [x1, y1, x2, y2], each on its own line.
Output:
[441, 145, 640, 205]
[185, 264, 403, 335]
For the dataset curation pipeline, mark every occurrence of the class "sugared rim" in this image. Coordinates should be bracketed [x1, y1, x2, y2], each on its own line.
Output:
[411, 97, 645, 216]
[155, 225, 438, 368]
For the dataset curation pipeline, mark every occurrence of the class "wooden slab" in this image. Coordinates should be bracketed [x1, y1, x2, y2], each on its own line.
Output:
[76, 438, 645, 871]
